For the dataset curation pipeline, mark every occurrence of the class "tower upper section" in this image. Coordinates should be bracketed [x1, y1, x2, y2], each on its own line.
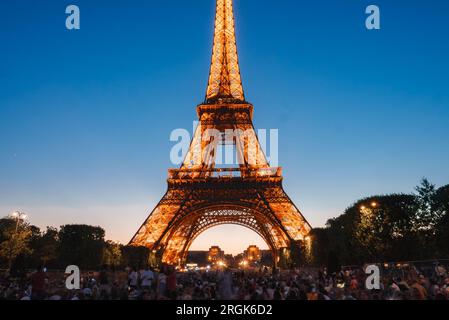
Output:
[205, 0, 245, 104]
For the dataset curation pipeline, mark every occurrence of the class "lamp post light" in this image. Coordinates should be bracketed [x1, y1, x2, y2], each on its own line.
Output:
[360, 202, 379, 213]
[11, 211, 27, 232]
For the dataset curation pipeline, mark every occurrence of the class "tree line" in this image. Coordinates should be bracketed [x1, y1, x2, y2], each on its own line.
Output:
[0, 223, 151, 273]
[309, 179, 449, 271]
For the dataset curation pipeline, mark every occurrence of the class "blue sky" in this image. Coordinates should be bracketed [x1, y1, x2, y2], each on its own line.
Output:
[1, 0, 448, 254]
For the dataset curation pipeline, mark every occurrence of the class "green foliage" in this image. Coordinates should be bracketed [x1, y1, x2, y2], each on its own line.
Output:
[58, 224, 106, 270]
[434, 184, 449, 256]
[414, 178, 440, 231]
[310, 228, 336, 269]
[0, 218, 33, 270]
[103, 240, 122, 267]
[0, 219, 16, 242]
[310, 179, 449, 267]
[121, 245, 150, 268]
[30, 227, 59, 267]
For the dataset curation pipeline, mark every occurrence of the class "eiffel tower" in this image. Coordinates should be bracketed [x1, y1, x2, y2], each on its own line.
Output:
[130, 0, 312, 268]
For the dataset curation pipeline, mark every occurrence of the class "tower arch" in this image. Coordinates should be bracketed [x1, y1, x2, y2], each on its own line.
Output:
[157, 204, 290, 264]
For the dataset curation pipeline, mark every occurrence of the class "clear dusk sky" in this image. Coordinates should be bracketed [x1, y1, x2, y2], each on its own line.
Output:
[1, 0, 449, 255]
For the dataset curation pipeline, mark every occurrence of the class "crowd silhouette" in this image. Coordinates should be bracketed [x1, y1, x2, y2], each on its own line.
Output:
[1, 262, 448, 300]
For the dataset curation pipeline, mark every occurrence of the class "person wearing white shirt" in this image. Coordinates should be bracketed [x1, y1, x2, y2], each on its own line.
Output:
[140, 267, 154, 290]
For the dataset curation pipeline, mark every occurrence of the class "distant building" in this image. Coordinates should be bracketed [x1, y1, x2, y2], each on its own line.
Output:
[236, 248, 273, 268]
[244, 245, 261, 263]
[208, 246, 225, 264]
[188, 246, 272, 269]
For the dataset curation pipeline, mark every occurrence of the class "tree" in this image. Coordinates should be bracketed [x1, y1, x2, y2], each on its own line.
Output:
[0, 218, 33, 271]
[352, 194, 420, 261]
[411, 178, 448, 257]
[30, 227, 59, 268]
[121, 245, 150, 268]
[58, 225, 105, 270]
[414, 178, 441, 231]
[314, 193, 421, 266]
[103, 240, 122, 268]
[309, 228, 330, 266]
[324, 207, 366, 265]
[434, 184, 449, 257]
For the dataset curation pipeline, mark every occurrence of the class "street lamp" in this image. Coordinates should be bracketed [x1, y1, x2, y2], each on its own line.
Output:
[239, 260, 248, 268]
[360, 202, 379, 212]
[11, 211, 27, 232]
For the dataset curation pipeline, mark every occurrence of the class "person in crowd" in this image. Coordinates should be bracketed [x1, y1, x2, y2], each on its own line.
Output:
[140, 265, 154, 295]
[218, 267, 233, 300]
[128, 266, 139, 290]
[30, 264, 47, 300]
[156, 266, 167, 299]
[98, 265, 111, 298]
[165, 266, 177, 300]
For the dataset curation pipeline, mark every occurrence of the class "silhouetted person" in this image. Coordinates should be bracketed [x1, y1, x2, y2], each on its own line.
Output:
[31, 264, 47, 300]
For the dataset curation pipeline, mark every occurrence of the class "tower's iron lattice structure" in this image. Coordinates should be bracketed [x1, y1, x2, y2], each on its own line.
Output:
[130, 0, 312, 268]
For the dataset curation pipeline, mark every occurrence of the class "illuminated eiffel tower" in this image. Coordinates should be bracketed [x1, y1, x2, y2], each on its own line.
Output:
[130, 0, 312, 268]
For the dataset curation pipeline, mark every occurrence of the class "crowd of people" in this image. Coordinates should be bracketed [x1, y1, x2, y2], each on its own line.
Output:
[1, 263, 448, 300]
